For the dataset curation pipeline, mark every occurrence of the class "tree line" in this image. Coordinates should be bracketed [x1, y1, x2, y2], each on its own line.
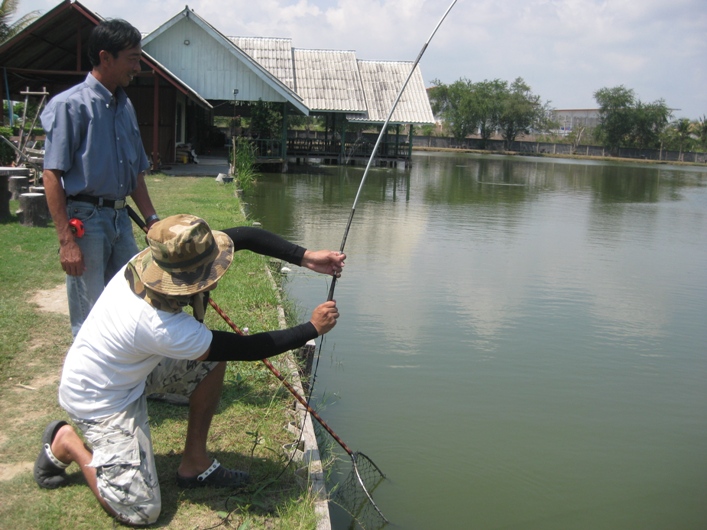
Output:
[428, 78, 707, 155]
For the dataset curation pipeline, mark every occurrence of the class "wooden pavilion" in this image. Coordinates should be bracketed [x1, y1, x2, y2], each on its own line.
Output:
[0, 0, 211, 167]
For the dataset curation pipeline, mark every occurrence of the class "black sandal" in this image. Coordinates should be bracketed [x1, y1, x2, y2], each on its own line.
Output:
[176, 459, 250, 489]
[34, 420, 70, 489]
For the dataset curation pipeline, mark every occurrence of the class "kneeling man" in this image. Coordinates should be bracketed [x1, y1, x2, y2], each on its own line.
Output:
[34, 214, 344, 525]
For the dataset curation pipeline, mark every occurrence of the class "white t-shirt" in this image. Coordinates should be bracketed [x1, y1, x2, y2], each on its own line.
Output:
[59, 264, 212, 419]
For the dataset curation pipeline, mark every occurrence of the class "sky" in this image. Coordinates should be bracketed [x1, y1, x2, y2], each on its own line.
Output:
[13, 0, 707, 120]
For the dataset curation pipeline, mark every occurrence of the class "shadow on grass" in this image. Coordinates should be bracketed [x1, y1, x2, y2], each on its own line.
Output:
[142, 376, 305, 526]
[155, 449, 302, 527]
[10, 447, 301, 529]
[146, 377, 292, 429]
[0, 214, 19, 225]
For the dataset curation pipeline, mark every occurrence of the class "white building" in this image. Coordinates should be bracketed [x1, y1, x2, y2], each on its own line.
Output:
[552, 108, 600, 135]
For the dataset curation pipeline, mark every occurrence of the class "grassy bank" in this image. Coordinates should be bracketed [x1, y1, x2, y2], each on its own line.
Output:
[0, 176, 320, 529]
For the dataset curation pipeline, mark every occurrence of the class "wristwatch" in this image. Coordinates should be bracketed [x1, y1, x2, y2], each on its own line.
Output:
[145, 214, 160, 225]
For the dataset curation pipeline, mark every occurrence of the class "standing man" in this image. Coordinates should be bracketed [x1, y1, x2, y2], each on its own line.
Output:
[42, 19, 159, 336]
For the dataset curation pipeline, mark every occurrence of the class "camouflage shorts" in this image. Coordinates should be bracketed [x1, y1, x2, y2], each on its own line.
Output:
[145, 358, 218, 397]
[70, 359, 218, 525]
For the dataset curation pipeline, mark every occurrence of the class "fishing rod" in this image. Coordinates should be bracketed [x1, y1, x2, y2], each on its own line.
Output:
[327, 0, 459, 302]
[128, 204, 389, 522]
[128, 5, 459, 523]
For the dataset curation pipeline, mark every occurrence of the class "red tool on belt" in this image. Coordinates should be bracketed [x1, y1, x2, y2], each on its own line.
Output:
[69, 218, 85, 238]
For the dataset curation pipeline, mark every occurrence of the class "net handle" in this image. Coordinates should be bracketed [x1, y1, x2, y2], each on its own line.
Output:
[209, 298, 358, 457]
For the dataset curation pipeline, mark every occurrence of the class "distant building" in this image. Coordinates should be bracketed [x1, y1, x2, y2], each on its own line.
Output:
[552, 109, 600, 135]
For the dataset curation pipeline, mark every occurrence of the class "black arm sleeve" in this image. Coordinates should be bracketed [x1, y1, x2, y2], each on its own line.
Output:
[221, 226, 306, 266]
[204, 323, 318, 362]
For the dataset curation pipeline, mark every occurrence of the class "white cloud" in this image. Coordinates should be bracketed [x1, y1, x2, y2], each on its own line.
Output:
[13, 0, 707, 117]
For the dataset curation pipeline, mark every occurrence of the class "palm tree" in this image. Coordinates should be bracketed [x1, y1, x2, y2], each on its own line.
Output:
[673, 118, 692, 161]
[0, 0, 38, 44]
[696, 116, 707, 152]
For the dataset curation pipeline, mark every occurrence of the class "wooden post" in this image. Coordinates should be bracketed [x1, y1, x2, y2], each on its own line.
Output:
[0, 174, 11, 219]
[8, 173, 30, 199]
[0, 167, 29, 219]
[296, 339, 317, 390]
[17, 192, 50, 227]
[281, 102, 288, 172]
[152, 70, 160, 170]
[339, 116, 346, 164]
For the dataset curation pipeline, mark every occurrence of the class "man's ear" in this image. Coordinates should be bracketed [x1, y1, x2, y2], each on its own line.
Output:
[98, 49, 113, 66]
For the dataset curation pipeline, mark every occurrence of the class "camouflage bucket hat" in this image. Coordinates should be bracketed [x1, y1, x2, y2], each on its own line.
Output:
[129, 214, 234, 296]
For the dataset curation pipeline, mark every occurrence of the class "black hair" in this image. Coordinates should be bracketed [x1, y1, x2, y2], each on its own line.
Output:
[87, 19, 142, 67]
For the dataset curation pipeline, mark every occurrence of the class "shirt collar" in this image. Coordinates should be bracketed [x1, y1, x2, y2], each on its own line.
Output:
[85, 72, 127, 108]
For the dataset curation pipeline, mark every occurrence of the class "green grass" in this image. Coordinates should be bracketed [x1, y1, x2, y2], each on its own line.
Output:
[0, 176, 322, 529]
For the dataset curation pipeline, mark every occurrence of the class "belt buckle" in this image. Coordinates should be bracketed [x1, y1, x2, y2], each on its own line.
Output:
[114, 199, 126, 209]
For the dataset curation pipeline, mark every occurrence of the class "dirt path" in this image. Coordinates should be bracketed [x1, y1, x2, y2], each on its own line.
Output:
[0, 284, 68, 483]
[29, 283, 69, 316]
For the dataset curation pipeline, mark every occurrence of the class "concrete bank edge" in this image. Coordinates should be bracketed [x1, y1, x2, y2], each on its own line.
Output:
[264, 264, 332, 530]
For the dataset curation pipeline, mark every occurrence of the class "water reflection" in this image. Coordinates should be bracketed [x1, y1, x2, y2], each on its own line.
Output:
[249, 153, 707, 356]
[248, 152, 707, 530]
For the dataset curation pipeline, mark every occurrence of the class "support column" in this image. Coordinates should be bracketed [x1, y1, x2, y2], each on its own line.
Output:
[395, 124, 400, 159]
[340, 117, 347, 164]
[281, 103, 289, 172]
[152, 71, 160, 169]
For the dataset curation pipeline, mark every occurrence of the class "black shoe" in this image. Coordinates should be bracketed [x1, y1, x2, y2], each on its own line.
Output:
[34, 420, 69, 489]
[176, 459, 250, 489]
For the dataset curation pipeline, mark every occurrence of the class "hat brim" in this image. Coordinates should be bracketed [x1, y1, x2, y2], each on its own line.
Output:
[130, 230, 234, 296]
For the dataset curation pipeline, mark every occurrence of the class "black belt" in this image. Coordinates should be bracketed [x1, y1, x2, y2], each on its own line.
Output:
[68, 194, 127, 209]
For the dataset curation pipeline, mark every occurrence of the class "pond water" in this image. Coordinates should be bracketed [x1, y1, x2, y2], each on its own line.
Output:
[246, 152, 707, 530]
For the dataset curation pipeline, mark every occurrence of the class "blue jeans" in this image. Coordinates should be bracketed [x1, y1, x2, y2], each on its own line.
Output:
[66, 200, 139, 337]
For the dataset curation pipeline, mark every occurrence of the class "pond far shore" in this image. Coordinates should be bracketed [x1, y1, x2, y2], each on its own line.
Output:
[412, 145, 707, 167]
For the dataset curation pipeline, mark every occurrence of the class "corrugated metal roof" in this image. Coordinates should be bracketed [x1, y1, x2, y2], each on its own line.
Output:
[292, 49, 367, 113]
[143, 7, 434, 123]
[229, 37, 295, 91]
[349, 61, 435, 125]
[230, 42, 435, 122]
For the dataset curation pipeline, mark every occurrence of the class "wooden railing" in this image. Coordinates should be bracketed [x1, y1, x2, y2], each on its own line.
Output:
[288, 137, 411, 160]
[251, 138, 283, 159]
